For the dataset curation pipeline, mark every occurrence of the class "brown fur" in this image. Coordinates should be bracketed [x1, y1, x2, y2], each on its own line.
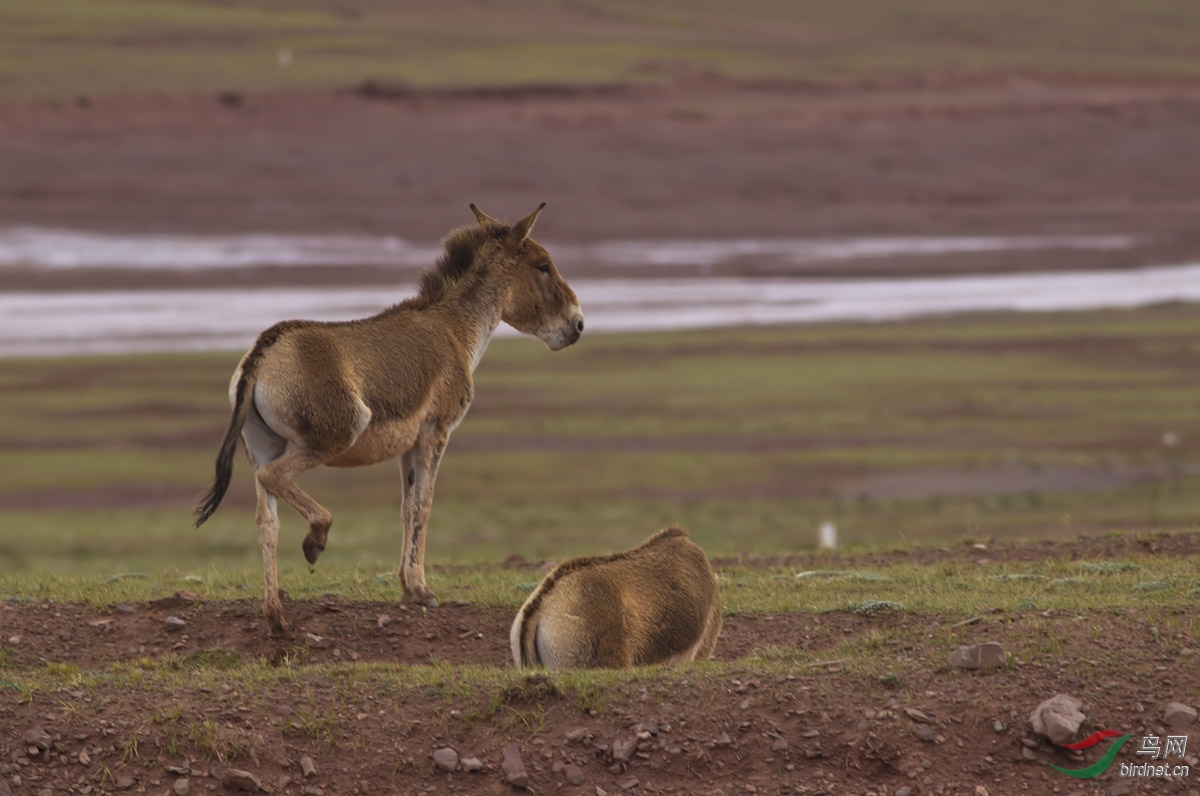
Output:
[511, 527, 722, 670]
[195, 203, 583, 634]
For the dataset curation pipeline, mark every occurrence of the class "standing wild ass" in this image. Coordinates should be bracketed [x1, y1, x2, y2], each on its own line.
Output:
[511, 527, 722, 669]
[195, 203, 584, 633]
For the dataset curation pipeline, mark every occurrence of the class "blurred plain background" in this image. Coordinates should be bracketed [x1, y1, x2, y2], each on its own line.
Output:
[2, 0, 1199, 573]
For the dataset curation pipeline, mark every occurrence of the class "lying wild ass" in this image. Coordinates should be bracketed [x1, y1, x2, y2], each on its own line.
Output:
[195, 203, 584, 633]
[511, 527, 722, 669]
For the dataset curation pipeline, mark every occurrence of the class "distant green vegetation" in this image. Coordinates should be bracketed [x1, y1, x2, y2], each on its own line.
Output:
[1, 306, 1199, 576]
[3, 0, 1199, 100]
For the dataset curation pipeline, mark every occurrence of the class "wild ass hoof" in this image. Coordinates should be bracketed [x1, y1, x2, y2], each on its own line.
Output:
[302, 534, 325, 565]
[264, 609, 290, 637]
[405, 587, 439, 608]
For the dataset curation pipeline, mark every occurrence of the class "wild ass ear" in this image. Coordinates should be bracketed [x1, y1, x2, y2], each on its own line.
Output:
[507, 202, 546, 249]
[469, 203, 500, 226]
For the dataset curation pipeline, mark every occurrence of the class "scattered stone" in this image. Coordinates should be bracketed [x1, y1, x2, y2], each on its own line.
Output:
[975, 787, 989, 796]
[913, 724, 936, 742]
[164, 616, 186, 632]
[564, 764, 586, 785]
[905, 708, 933, 723]
[612, 737, 636, 762]
[460, 757, 483, 773]
[432, 747, 459, 772]
[596, 788, 608, 796]
[712, 732, 733, 748]
[115, 604, 135, 614]
[174, 778, 190, 796]
[501, 743, 529, 789]
[620, 777, 639, 790]
[771, 737, 788, 752]
[22, 727, 51, 751]
[376, 614, 392, 630]
[949, 642, 1006, 669]
[222, 768, 265, 793]
[993, 720, 1004, 732]
[302, 787, 323, 796]
[299, 756, 316, 778]
[1108, 782, 1132, 796]
[1029, 694, 1085, 745]
[150, 592, 201, 610]
[895, 788, 912, 796]
[79, 751, 91, 765]
[1021, 747, 1038, 761]
[565, 728, 587, 742]
[304, 633, 331, 650]
[116, 774, 135, 790]
[165, 766, 189, 776]
[1164, 702, 1198, 729]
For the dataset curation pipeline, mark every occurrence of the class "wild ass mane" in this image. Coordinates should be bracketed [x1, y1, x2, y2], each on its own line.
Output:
[388, 221, 507, 314]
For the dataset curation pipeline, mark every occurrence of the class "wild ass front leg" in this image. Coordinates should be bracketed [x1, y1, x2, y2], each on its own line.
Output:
[398, 430, 449, 606]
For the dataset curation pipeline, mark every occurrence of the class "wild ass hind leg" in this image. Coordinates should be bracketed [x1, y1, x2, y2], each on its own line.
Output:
[255, 448, 334, 568]
[398, 428, 450, 607]
[244, 415, 289, 634]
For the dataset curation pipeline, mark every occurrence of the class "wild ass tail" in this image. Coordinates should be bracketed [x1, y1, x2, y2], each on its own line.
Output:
[194, 369, 255, 527]
[510, 580, 551, 668]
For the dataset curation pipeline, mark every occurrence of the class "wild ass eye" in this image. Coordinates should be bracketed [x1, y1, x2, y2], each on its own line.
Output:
[538, 263, 550, 274]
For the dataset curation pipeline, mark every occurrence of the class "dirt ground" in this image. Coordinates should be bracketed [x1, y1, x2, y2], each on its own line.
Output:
[3, 534, 1198, 796]
[3, 77, 1200, 287]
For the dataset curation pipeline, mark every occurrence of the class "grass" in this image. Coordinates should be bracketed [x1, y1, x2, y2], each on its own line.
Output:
[2, 306, 1199, 574]
[1, 551, 1196, 615]
[3, 0, 1200, 101]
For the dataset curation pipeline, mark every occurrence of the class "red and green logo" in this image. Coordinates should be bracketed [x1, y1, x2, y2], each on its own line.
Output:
[1047, 730, 1134, 779]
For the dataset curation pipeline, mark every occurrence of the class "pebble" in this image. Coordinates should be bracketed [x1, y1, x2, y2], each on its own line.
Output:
[1108, 782, 1132, 796]
[222, 768, 264, 793]
[173, 778, 190, 796]
[116, 774, 135, 790]
[565, 728, 587, 742]
[1029, 694, 1084, 745]
[164, 616, 186, 632]
[564, 764, 586, 785]
[771, 737, 788, 752]
[432, 747, 459, 772]
[612, 737, 636, 762]
[949, 642, 1006, 669]
[993, 720, 1004, 732]
[913, 725, 935, 742]
[299, 755, 316, 778]
[22, 728, 51, 752]
[501, 743, 529, 789]
[460, 757, 483, 773]
[115, 604, 135, 614]
[895, 788, 912, 796]
[301, 787, 323, 796]
[1164, 702, 1198, 729]
[975, 787, 989, 796]
[1021, 747, 1038, 761]
[620, 777, 639, 790]
[304, 633, 331, 650]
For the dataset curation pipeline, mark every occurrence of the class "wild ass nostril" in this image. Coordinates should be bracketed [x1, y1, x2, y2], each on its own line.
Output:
[576, 319, 585, 333]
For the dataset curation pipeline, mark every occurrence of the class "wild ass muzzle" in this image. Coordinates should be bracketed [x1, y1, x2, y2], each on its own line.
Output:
[510, 527, 722, 669]
[194, 203, 584, 633]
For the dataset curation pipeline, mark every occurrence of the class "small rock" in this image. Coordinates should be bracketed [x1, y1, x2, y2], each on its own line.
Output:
[913, 724, 935, 742]
[771, 737, 788, 752]
[949, 642, 1006, 669]
[620, 777, 639, 790]
[1164, 702, 1198, 729]
[905, 708, 933, 723]
[501, 743, 529, 789]
[37, 789, 51, 796]
[565, 728, 587, 742]
[895, 788, 912, 796]
[1022, 747, 1038, 761]
[432, 747, 459, 772]
[22, 727, 51, 751]
[78, 751, 91, 765]
[302, 787, 324, 796]
[1108, 781, 1132, 796]
[164, 616, 186, 632]
[174, 778, 190, 796]
[376, 614, 391, 629]
[564, 764, 586, 785]
[299, 755, 316, 778]
[975, 787, 989, 796]
[993, 720, 1004, 732]
[222, 768, 264, 793]
[596, 789, 608, 796]
[116, 774, 135, 790]
[304, 633, 331, 650]
[612, 737, 636, 762]
[115, 604, 135, 614]
[165, 766, 189, 776]
[460, 757, 483, 773]
[1029, 694, 1084, 745]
